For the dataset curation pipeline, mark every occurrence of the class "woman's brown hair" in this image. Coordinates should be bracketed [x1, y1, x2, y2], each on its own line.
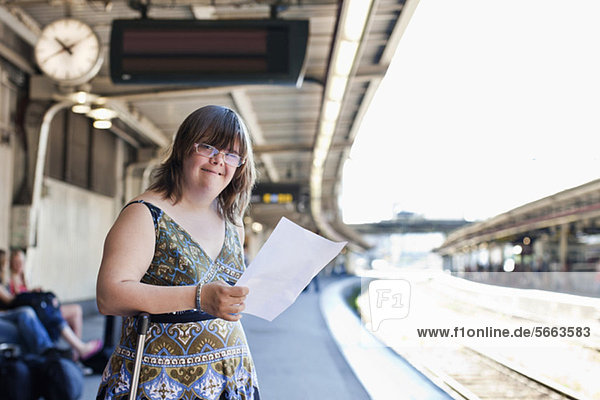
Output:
[148, 105, 256, 224]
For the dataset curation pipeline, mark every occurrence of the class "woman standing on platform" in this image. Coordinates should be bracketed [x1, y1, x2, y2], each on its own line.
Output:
[96, 105, 259, 399]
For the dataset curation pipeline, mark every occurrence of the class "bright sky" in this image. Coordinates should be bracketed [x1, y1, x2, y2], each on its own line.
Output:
[342, 0, 600, 224]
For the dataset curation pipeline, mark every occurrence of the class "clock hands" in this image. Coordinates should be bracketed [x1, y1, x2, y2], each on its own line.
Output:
[40, 45, 69, 64]
[66, 32, 95, 51]
[54, 38, 72, 55]
[40, 33, 96, 64]
[39, 37, 74, 64]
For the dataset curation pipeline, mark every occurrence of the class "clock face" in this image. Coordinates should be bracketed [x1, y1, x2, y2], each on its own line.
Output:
[34, 18, 103, 85]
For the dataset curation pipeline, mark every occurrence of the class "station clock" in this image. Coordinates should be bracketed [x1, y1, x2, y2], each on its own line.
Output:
[34, 18, 103, 85]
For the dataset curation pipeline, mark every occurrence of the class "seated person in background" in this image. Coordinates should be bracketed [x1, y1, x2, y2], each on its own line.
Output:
[1, 250, 101, 360]
[0, 249, 56, 355]
[0, 304, 56, 355]
[9, 249, 85, 340]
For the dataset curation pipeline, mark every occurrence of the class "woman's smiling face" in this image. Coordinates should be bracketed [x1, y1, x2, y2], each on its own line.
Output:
[183, 141, 240, 195]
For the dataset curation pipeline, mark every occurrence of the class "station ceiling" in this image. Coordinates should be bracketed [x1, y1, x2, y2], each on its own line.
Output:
[1, 0, 418, 246]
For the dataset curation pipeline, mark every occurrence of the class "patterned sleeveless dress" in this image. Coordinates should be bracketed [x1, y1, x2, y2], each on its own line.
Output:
[97, 200, 260, 400]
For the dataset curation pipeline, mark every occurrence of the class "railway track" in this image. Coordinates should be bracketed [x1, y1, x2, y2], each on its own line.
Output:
[356, 277, 599, 399]
[415, 281, 597, 399]
[356, 274, 600, 399]
[399, 344, 588, 400]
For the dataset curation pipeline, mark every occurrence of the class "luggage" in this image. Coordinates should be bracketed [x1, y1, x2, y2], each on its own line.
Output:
[27, 349, 84, 400]
[10, 291, 64, 341]
[0, 342, 83, 400]
[0, 343, 33, 400]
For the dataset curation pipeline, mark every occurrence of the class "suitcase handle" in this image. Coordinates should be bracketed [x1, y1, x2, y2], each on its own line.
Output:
[128, 312, 150, 400]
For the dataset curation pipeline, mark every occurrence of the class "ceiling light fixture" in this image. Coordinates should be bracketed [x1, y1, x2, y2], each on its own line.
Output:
[66, 91, 98, 115]
[71, 104, 91, 114]
[310, 0, 374, 238]
[93, 119, 112, 129]
[87, 106, 118, 120]
[86, 103, 118, 130]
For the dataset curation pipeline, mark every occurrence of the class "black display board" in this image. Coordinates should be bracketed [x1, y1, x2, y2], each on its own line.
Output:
[110, 19, 309, 86]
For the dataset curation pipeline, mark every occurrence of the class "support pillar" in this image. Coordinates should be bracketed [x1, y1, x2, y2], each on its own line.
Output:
[559, 224, 569, 271]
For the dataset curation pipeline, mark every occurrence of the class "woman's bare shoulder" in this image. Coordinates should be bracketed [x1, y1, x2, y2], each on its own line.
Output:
[109, 191, 164, 232]
[129, 190, 166, 205]
[125, 191, 174, 212]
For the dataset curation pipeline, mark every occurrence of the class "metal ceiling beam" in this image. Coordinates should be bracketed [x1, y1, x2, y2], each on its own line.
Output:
[0, 5, 40, 46]
[137, 0, 338, 6]
[253, 140, 352, 154]
[105, 99, 171, 148]
[230, 89, 279, 182]
[352, 64, 390, 81]
[108, 124, 142, 148]
[95, 77, 322, 102]
[2, 0, 336, 6]
[0, 40, 35, 74]
[380, 0, 420, 64]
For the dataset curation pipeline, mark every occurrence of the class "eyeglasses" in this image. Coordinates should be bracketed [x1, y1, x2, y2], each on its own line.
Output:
[193, 143, 245, 167]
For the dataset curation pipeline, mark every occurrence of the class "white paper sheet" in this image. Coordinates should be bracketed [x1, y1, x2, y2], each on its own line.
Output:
[235, 217, 347, 321]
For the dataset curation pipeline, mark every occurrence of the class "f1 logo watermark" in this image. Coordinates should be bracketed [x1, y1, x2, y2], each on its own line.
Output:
[367, 279, 411, 332]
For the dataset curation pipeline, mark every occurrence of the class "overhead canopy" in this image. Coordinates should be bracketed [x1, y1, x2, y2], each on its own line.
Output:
[2, 0, 419, 248]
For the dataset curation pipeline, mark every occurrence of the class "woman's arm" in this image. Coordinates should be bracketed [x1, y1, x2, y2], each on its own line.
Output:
[96, 202, 190, 316]
[96, 203, 247, 321]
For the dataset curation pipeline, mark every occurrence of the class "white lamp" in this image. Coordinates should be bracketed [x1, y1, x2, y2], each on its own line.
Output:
[93, 119, 112, 129]
[87, 105, 118, 129]
[87, 106, 118, 120]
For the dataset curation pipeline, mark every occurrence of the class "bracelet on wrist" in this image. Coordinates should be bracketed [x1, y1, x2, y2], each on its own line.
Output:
[195, 282, 204, 312]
